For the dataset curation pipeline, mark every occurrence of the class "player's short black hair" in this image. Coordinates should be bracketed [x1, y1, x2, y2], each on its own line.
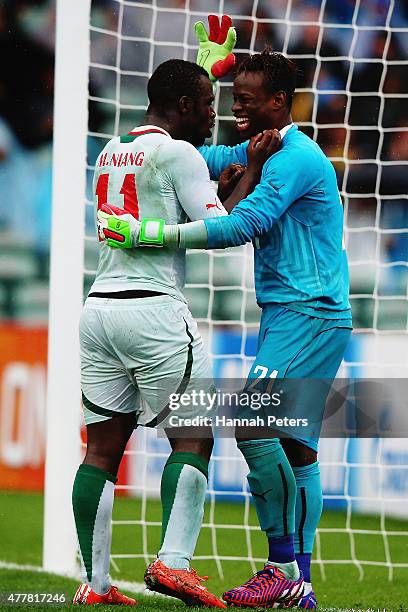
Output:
[147, 59, 209, 109]
[236, 49, 297, 109]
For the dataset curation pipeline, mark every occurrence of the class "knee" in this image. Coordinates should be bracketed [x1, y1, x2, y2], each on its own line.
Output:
[170, 433, 214, 462]
[281, 439, 317, 467]
[84, 436, 127, 476]
[84, 448, 122, 476]
[84, 414, 136, 475]
[194, 436, 213, 461]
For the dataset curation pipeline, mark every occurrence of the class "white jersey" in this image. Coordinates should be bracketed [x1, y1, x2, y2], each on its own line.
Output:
[90, 125, 227, 301]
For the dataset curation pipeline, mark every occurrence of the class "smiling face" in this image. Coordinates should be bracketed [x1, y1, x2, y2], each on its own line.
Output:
[232, 71, 282, 140]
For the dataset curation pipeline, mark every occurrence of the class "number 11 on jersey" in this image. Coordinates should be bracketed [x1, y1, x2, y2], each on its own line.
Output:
[95, 173, 139, 219]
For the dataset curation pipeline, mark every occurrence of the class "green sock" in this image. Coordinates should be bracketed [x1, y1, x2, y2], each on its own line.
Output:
[72, 463, 116, 594]
[158, 452, 208, 569]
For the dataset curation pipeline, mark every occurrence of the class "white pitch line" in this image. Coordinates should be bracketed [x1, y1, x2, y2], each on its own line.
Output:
[0, 561, 48, 574]
[0, 560, 164, 597]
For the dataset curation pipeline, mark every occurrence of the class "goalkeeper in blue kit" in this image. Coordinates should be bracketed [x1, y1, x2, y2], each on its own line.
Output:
[100, 19, 352, 609]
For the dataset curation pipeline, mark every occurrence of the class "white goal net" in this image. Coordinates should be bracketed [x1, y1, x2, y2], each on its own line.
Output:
[45, 0, 408, 583]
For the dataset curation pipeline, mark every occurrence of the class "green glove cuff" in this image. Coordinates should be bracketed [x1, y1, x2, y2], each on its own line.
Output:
[139, 218, 165, 246]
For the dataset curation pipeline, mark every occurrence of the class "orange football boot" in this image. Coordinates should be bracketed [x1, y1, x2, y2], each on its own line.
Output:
[144, 558, 226, 608]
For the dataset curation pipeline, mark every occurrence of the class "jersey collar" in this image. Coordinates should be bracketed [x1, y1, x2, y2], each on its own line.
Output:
[128, 125, 171, 138]
[279, 123, 295, 139]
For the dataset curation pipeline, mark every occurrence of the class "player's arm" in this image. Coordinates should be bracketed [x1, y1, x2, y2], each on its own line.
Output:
[165, 141, 228, 221]
[200, 166, 307, 249]
[192, 149, 316, 248]
[168, 135, 274, 218]
[198, 129, 280, 193]
[168, 172, 300, 250]
[193, 13, 250, 180]
[97, 133, 279, 247]
[99, 149, 316, 249]
[185, 131, 280, 217]
[198, 141, 249, 181]
[96, 142, 228, 249]
[126, 159, 307, 249]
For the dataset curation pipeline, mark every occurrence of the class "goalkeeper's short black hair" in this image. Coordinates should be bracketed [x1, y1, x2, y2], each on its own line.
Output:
[148, 60, 209, 109]
[236, 50, 297, 109]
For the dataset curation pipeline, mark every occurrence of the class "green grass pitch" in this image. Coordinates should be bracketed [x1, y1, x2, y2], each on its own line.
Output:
[0, 491, 407, 611]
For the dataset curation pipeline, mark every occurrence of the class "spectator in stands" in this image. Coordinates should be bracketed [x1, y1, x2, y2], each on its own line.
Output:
[0, 119, 39, 237]
[0, 0, 54, 149]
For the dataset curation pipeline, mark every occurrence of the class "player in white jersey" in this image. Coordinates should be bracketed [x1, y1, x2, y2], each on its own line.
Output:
[91, 126, 226, 303]
[73, 60, 231, 608]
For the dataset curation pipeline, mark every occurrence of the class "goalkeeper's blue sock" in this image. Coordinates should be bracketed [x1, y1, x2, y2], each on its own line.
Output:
[72, 463, 116, 595]
[158, 452, 208, 570]
[293, 461, 323, 584]
[238, 439, 299, 580]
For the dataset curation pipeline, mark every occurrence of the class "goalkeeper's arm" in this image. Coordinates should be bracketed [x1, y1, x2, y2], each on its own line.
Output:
[136, 178, 278, 250]
[99, 134, 291, 249]
[162, 179, 276, 250]
[103, 172, 293, 250]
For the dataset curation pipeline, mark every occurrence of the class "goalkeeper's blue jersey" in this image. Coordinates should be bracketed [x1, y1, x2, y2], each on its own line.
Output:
[198, 125, 352, 320]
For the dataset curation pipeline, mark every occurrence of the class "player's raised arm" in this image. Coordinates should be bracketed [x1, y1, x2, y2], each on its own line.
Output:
[193, 13, 249, 180]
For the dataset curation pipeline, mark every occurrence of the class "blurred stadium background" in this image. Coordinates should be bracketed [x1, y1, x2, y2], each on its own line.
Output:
[0, 0, 408, 606]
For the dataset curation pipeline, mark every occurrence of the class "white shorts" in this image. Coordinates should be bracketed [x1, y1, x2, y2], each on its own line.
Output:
[80, 295, 213, 426]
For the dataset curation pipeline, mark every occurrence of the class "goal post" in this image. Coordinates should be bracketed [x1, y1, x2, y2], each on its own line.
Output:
[43, 0, 91, 575]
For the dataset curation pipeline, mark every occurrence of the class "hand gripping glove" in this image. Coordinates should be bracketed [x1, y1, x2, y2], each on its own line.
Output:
[97, 204, 140, 248]
[97, 207, 165, 248]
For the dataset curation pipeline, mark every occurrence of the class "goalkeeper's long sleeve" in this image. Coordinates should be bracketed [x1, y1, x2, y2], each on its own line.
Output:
[198, 141, 248, 180]
[165, 141, 315, 250]
[164, 220, 209, 248]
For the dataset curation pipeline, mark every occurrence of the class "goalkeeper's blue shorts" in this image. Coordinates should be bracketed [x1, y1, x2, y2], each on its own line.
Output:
[244, 303, 352, 451]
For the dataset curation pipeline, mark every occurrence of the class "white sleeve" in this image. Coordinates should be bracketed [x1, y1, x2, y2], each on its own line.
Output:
[164, 140, 228, 220]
